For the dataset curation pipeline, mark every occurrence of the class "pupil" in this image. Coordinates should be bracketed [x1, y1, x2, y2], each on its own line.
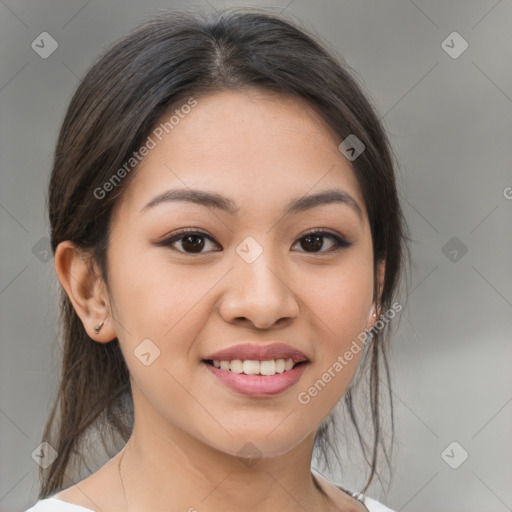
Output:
[303, 234, 322, 252]
[180, 234, 325, 253]
[183, 235, 204, 253]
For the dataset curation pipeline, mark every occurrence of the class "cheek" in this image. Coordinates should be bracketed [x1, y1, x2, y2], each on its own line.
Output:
[294, 261, 373, 417]
[107, 243, 211, 338]
[297, 254, 373, 411]
[306, 256, 374, 340]
[108, 255, 218, 432]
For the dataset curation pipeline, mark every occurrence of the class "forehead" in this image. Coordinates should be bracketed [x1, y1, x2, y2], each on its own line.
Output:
[114, 89, 366, 221]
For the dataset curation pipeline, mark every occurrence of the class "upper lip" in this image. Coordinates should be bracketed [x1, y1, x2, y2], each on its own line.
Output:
[204, 343, 309, 363]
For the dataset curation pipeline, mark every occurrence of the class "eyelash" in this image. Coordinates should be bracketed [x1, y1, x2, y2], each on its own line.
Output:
[155, 228, 352, 255]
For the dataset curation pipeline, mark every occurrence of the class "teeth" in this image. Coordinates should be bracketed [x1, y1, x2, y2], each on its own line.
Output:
[243, 360, 260, 375]
[260, 360, 275, 375]
[230, 360, 243, 373]
[275, 359, 286, 373]
[211, 358, 297, 375]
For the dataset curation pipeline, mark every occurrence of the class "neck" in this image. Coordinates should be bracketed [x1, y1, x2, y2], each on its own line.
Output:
[117, 412, 330, 512]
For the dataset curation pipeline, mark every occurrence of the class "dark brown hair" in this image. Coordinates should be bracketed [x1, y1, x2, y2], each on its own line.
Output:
[41, 7, 410, 499]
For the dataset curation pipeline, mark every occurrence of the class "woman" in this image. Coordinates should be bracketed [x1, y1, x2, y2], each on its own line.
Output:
[26, 7, 409, 512]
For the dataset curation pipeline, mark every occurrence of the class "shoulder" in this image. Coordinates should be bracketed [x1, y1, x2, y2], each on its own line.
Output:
[26, 450, 124, 512]
[24, 497, 95, 512]
[312, 470, 396, 512]
[363, 495, 396, 512]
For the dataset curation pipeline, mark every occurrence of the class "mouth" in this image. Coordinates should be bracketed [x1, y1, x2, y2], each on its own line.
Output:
[201, 342, 310, 396]
[202, 358, 308, 376]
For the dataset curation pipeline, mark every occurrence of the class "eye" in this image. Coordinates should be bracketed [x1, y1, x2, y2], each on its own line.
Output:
[155, 228, 352, 255]
[155, 229, 219, 254]
[292, 230, 352, 254]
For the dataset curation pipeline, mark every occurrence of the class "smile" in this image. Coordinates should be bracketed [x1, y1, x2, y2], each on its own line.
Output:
[205, 358, 301, 376]
[203, 359, 309, 397]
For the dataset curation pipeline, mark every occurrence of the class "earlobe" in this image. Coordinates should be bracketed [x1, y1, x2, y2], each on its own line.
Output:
[94, 320, 105, 335]
[54, 241, 115, 343]
[366, 306, 377, 331]
[367, 259, 386, 329]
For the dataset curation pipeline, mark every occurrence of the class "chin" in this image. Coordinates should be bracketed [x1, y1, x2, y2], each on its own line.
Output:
[207, 429, 310, 461]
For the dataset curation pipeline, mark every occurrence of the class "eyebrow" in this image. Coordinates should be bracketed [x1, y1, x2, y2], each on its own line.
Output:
[141, 188, 363, 219]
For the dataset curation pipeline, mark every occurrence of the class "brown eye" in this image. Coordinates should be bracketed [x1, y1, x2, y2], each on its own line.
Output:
[300, 233, 324, 252]
[294, 231, 352, 254]
[155, 229, 351, 255]
[155, 230, 219, 254]
[180, 234, 206, 253]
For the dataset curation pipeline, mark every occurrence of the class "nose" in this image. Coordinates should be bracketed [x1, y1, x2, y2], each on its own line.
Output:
[218, 247, 300, 330]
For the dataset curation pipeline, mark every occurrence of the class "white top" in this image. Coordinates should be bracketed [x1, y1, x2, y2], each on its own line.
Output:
[25, 492, 395, 511]
[25, 499, 95, 511]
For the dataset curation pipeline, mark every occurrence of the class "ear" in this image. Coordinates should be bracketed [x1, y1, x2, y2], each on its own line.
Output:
[54, 241, 116, 343]
[367, 259, 385, 329]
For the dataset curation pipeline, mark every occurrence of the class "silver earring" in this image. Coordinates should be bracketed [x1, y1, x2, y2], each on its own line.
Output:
[94, 321, 105, 334]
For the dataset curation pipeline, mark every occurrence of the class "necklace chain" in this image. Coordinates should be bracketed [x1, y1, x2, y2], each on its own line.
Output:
[117, 444, 368, 512]
[117, 444, 129, 511]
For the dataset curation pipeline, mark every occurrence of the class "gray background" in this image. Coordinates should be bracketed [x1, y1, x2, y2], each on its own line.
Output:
[1, 1, 511, 511]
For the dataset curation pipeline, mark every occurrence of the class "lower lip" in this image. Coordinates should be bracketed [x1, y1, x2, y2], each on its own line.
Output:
[203, 361, 309, 397]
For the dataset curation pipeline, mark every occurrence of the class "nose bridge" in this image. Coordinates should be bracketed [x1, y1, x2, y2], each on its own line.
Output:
[234, 234, 286, 295]
[219, 234, 299, 327]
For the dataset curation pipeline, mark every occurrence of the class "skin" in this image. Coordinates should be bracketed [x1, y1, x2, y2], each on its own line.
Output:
[55, 88, 384, 512]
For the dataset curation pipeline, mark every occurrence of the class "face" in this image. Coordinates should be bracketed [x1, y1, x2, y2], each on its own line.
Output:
[104, 89, 380, 458]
